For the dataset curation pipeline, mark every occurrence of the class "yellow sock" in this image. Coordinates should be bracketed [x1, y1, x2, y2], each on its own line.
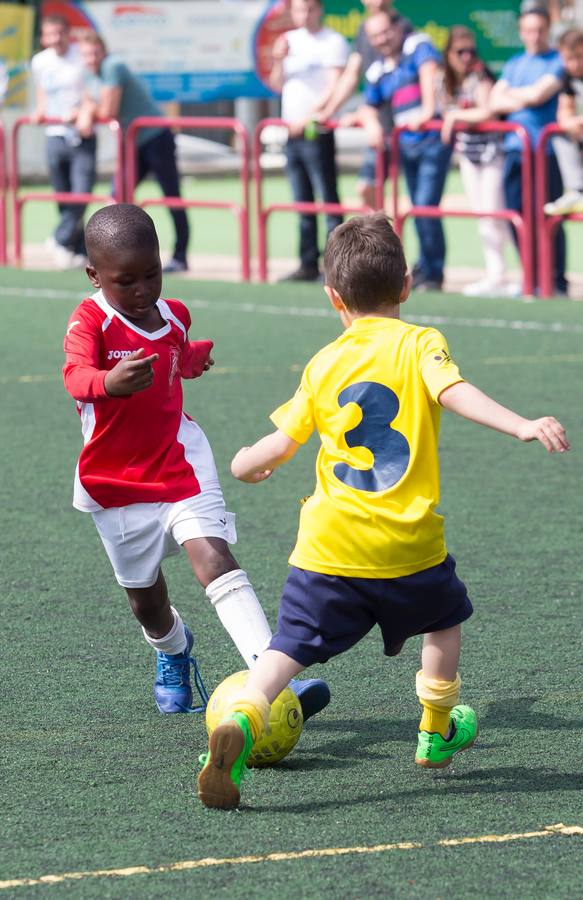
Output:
[419, 702, 451, 737]
[416, 670, 461, 739]
[226, 687, 271, 743]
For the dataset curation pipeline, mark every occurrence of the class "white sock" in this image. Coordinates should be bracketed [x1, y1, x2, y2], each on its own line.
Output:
[142, 606, 188, 655]
[206, 569, 272, 668]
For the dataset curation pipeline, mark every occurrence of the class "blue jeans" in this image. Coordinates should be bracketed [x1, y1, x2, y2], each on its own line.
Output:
[285, 130, 342, 269]
[503, 149, 567, 293]
[400, 135, 452, 282]
[137, 129, 190, 263]
[47, 135, 96, 254]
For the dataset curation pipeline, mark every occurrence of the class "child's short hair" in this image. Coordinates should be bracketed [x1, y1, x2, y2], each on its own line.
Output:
[559, 28, 583, 52]
[324, 213, 407, 312]
[85, 203, 159, 264]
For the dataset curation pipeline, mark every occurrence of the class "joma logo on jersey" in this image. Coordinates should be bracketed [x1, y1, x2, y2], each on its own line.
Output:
[107, 350, 133, 360]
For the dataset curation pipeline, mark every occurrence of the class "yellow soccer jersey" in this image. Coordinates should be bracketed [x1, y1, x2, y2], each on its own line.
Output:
[270, 316, 463, 578]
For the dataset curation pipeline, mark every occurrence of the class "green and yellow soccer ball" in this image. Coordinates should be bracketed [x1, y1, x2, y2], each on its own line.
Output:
[205, 670, 303, 767]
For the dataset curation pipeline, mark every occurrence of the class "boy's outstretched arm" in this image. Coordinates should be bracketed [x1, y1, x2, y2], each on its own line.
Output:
[439, 382, 570, 454]
[231, 430, 301, 483]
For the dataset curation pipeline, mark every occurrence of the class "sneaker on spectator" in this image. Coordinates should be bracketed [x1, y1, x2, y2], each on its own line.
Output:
[53, 243, 77, 270]
[463, 278, 521, 298]
[543, 191, 583, 216]
[279, 265, 320, 283]
[163, 258, 188, 274]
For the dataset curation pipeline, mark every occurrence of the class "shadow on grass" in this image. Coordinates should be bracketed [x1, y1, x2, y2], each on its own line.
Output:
[246, 765, 583, 815]
[481, 696, 583, 730]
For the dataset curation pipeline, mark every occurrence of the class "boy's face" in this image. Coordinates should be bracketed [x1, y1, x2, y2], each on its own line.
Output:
[86, 246, 163, 322]
[562, 45, 583, 79]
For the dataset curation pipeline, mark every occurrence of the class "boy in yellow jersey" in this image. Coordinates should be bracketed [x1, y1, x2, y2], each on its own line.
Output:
[197, 213, 569, 810]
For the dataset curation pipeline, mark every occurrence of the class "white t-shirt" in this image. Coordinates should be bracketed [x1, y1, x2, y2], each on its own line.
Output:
[31, 45, 85, 137]
[281, 26, 349, 123]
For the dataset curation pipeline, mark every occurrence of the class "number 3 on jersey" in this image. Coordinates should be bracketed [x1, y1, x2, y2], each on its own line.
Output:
[333, 382, 410, 492]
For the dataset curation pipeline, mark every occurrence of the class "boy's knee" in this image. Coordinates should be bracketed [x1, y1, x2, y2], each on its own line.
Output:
[186, 539, 238, 588]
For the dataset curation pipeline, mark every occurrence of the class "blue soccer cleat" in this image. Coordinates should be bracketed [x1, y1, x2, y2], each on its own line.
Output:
[289, 678, 331, 722]
[153, 626, 209, 714]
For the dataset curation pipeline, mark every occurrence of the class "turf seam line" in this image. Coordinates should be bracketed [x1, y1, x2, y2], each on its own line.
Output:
[1, 824, 580, 890]
[2, 285, 583, 335]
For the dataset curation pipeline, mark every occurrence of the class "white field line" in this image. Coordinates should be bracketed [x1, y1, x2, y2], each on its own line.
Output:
[1, 285, 583, 335]
[0, 824, 580, 891]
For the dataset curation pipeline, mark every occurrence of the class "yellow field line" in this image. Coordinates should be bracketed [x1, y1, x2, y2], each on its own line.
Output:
[1, 824, 580, 891]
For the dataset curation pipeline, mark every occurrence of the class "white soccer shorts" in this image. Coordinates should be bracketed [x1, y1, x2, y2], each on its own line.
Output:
[91, 488, 237, 589]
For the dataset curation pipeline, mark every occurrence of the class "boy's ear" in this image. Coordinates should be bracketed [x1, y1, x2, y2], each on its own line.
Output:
[86, 265, 100, 288]
[324, 284, 345, 311]
[399, 271, 412, 305]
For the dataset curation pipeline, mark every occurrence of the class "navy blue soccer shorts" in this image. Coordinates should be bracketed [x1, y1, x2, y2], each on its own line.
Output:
[268, 554, 473, 667]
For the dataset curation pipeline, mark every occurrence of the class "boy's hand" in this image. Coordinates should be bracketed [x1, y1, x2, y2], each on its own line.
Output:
[104, 348, 159, 396]
[182, 339, 214, 378]
[516, 416, 570, 453]
[231, 447, 274, 483]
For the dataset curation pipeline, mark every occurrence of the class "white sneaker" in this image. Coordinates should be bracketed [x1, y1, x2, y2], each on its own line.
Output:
[52, 243, 76, 269]
[543, 191, 583, 216]
[71, 254, 88, 269]
[462, 278, 521, 298]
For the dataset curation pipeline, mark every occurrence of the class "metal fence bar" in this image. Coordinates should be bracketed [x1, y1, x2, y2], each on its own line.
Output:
[535, 123, 583, 298]
[389, 119, 535, 297]
[10, 117, 123, 266]
[253, 117, 382, 283]
[125, 116, 250, 282]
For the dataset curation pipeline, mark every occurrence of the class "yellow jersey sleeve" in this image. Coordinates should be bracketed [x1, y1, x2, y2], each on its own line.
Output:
[270, 370, 315, 444]
[418, 329, 464, 403]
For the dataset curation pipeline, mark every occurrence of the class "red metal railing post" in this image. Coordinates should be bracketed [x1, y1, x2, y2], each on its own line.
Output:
[0, 122, 6, 266]
[253, 119, 271, 283]
[10, 117, 122, 267]
[535, 123, 572, 299]
[253, 117, 382, 282]
[389, 120, 534, 296]
[125, 116, 251, 282]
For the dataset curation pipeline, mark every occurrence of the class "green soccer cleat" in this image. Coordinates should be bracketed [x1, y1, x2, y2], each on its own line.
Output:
[415, 705, 478, 769]
[198, 712, 253, 809]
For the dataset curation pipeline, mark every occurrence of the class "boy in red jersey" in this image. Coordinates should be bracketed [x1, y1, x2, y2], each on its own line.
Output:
[63, 203, 330, 717]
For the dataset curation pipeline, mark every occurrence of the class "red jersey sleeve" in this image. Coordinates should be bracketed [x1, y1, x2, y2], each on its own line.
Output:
[62, 300, 109, 401]
[164, 299, 213, 380]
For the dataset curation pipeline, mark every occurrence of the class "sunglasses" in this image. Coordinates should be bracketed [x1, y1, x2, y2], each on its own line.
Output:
[454, 47, 477, 58]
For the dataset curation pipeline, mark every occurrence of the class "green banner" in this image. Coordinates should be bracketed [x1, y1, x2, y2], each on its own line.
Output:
[323, 0, 522, 72]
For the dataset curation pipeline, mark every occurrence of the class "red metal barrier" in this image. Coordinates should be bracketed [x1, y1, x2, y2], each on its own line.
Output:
[254, 118, 384, 283]
[125, 116, 250, 281]
[0, 122, 6, 266]
[535, 123, 579, 298]
[389, 120, 535, 297]
[10, 117, 123, 266]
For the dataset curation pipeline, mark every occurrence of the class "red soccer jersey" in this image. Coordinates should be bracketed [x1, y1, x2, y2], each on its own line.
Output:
[63, 291, 218, 511]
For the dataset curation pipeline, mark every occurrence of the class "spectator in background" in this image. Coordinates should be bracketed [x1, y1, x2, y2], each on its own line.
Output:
[489, 6, 567, 294]
[77, 32, 189, 274]
[544, 28, 583, 214]
[268, 0, 349, 282]
[357, 12, 449, 291]
[316, 0, 407, 209]
[438, 27, 518, 298]
[31, 15, 95, 269]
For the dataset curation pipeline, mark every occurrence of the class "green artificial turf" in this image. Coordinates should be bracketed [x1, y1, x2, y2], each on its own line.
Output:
[0, 270, 581, 898]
